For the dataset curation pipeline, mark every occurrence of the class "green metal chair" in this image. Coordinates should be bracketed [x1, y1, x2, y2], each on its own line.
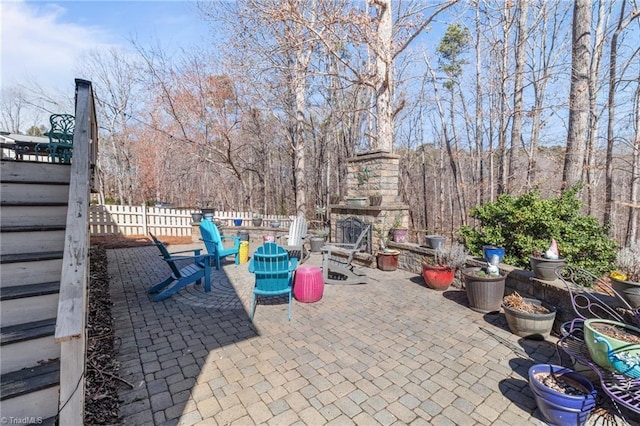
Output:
[248, 242, 297, 321]
[46, 114, 75, 163]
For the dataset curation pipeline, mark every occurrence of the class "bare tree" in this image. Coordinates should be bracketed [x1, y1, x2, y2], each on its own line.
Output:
[507, 0, 529, 193]
[562, 0, 592, 189]
[604, 0, 640, 231]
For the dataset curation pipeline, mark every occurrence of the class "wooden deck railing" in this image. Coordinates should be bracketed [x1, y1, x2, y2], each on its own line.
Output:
[54, 79, 98, 425]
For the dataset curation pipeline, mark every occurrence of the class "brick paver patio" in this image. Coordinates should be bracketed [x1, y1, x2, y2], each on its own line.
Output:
[108, 242, 562, 425]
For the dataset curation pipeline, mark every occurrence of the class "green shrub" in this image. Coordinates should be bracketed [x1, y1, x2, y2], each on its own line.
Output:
[458, 186, 617, 276]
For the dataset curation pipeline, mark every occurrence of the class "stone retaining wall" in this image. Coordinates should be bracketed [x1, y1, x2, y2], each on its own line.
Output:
[387, 241, 576, 333]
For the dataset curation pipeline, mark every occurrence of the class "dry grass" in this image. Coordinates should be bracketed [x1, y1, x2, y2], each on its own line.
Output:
[503, 292, 551, 314]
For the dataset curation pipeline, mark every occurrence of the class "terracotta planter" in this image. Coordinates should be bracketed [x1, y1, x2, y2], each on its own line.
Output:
[421, 263, 455, 291]
[377, 250, 399, 271]
[530, 255, 566, 281]
[462, 267, 505, 313]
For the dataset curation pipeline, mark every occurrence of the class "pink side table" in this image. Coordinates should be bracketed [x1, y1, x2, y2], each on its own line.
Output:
[294, 266, 324, 303]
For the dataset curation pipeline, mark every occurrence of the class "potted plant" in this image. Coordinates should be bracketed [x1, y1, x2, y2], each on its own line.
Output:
[346, 166, 371, 207]
[425, 234, 446, 249]
[369, 192, 382, 207]
[462, 265, 506, 313]
[270, 220, 281, 228]
[233, 218, 243, 226]
[191, 212, 203, 223]
[377, 249, 400, 271]
[391, 214, 408, 243]
[528, 364, 597, 426]
[610, 243, 640, 308]
[583, 318, 640, 376]
[502, 292, 557, 339]
[252, 214, 263, 227]
[310, 227, 330, 252]
[482, 245, 505, 263]
[530, 238, 566, 281]
[421, 243, 467, 291]
[346, 196, 368, 207]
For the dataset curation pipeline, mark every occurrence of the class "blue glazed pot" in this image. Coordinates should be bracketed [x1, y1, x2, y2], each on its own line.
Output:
[233, 219, 243, 226]
[528, 364, 596, 426]
[483, 245, 505, 263]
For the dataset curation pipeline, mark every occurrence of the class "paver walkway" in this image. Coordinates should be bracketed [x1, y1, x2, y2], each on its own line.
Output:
[108, 242, 565, 425]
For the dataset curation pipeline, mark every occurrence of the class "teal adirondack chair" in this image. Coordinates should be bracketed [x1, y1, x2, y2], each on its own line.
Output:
[248, 242, 298, 321]
[147, 233, 212, 301]
[200, 219, 240, 269]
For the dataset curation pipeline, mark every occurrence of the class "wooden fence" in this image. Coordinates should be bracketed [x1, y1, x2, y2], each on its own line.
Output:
[89, 205, 293, 237]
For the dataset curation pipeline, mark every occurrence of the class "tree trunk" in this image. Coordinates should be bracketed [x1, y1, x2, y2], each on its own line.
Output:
[497, 1, 511, 195]
[508, 0, 528, 194]
[627, 84, 640, 245]
[585, 0, 607, 215]
[474, 2, 484, 204]
[562, 0, 592, 190]
[373, 0, 394, 152]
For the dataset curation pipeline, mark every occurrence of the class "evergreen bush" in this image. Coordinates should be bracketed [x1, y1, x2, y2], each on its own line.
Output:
[458, 186, 617, 277]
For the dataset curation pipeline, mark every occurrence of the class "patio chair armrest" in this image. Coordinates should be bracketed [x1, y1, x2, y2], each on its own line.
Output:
[221, 235, 241, 243]
[164, 253, 210, 263]
[326, 242, 356, 249]
[169, 248, 202, 256]
[289, 258, 298, 272]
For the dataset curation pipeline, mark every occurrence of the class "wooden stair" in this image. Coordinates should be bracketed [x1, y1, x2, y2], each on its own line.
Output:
[0, 159, 71, 423]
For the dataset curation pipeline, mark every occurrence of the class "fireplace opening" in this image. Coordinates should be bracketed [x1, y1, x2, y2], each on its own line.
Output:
[334, 216, 372, 254]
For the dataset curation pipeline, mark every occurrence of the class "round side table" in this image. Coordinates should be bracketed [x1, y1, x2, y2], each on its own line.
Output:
[294, 266, 324, 303]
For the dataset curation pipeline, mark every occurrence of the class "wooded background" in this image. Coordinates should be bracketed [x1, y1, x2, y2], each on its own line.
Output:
[2, 0, 639, 245]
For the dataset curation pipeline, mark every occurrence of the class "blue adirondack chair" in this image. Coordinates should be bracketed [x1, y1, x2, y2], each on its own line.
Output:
[200, 219, 240, 269]
[248, 242, 298, 321]
[147, 233, 212, 301]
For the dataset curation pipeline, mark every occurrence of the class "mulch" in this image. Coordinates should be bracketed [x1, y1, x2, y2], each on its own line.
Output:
[84, 235, 191, 423]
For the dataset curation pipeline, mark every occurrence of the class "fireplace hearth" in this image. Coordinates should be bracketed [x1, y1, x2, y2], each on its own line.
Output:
[335, 216, 372, 253]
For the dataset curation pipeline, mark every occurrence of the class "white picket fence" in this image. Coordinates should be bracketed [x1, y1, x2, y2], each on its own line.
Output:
[89, 205, 293, 237]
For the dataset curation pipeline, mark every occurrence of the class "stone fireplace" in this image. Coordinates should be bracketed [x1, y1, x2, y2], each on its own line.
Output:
[329, 150, 410, 252]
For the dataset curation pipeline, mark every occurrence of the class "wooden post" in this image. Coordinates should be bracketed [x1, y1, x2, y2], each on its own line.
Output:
[142, 204, 148, 236]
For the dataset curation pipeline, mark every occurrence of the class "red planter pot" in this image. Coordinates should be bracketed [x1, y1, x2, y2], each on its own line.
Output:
[377, 251, 399, 271]
[421, 263, 455, 290]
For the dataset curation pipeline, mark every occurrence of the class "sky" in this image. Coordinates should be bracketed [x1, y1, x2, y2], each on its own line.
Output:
[0, 0, 210, 94]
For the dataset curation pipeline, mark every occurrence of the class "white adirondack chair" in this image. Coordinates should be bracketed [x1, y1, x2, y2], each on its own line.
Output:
[278, 216, 309, 263]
